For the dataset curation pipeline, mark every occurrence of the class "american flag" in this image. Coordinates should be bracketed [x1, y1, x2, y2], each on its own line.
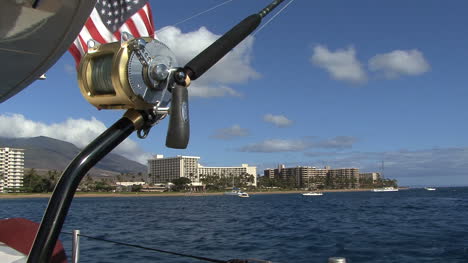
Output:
[69, 0, 155, 65]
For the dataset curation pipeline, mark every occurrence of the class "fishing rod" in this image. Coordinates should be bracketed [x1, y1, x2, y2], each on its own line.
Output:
[27, 1, 287, 262]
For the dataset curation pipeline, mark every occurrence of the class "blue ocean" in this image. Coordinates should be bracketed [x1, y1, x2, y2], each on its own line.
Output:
[1, 188, 468, 263]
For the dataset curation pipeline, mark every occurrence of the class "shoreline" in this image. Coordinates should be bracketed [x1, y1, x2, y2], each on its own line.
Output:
[0, 188, 406, 199]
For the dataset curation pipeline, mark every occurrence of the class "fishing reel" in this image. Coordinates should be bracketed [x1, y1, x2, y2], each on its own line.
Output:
[77, 33, 190, 148]
[77, 1, 286, 150]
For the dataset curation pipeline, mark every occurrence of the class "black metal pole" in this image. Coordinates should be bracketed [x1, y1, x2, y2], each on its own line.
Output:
[27, 116, 137, 263]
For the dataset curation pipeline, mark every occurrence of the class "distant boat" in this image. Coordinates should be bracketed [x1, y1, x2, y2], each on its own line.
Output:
[224, 187, 241, 196]
[425, 187, 436, 191]
[302, 192, 323, 196]
[224, 187, 249, 197]
[238, 192, 250, 198]
[372, 187, 399, 192]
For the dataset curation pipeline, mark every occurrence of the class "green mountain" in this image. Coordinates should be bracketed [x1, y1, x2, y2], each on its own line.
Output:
[0, 136, 147, 175]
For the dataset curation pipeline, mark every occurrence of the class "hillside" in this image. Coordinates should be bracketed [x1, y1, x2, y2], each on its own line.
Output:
[0, 136, 147, 176]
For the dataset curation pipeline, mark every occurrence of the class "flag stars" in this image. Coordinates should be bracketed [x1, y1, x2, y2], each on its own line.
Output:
[97, 0, 147, 33]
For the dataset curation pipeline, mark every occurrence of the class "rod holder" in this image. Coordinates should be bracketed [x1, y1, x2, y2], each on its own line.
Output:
[72, 230, 80, 263]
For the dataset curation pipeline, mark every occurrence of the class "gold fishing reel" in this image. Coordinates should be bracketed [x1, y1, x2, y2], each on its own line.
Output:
[77, 33, 178, 110]
[77, 32, 191, 149]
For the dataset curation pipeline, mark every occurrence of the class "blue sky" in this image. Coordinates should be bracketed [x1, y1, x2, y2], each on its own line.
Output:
[1, 0, 468, 186]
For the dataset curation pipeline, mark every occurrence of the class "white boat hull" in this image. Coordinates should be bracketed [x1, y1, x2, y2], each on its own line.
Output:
[238, 192, 249, 198]
[302, 192, 323, 196]
[372, 187, 398, 192]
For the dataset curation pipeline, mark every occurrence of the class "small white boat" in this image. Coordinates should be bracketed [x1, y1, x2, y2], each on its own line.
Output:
[302, 192, 323, 196]
[425, 187, 436, 191]
[238, 192, 249, 198]
[224, 187, 241, 196]
[372, 187, 399, 192]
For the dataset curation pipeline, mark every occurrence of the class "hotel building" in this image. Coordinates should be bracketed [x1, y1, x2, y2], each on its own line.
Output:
[198, 164, 257, 186]
[359, 172, 381, 183]
[148, 155, 201, 185]
[264, 165, 359, 188]
[0, 147, 25, 193]
[148, 155, 257, 187]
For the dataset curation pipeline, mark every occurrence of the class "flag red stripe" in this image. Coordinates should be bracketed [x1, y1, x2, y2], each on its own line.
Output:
[146, 3, 155, 38]
[138, 8, 153, 38]
[68, 44, 81, 66]
[124, 19, 141, 38]
[85, 19, 108, 45]
[113, 31, 122, 41]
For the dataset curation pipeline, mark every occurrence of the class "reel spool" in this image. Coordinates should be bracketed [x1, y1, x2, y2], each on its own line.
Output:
[77, 34, 178, 110]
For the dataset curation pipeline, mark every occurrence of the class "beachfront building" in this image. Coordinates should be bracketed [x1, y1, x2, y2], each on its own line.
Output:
[263, 165, 328, 188]
[328, 168, 360, 189]
[263, 165, 360, 189]
[198, 164, 257, 187]
[148, 155, 201, 186]
[148, 155, 258, 188]
[359, 172, 381, 188]
[264, 168, 276, 179]
[0, 147, 25, 193]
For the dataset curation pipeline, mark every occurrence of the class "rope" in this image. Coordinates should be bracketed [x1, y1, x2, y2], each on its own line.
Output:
[156, 0, 235, 34]
[61, 231, 227, 263]
[253, 0, 296, 36]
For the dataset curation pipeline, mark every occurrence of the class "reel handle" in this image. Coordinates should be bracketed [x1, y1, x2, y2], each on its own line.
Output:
[166, 83, 190, 149]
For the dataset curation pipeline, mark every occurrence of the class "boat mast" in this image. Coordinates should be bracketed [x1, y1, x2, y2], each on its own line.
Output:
[381, 160, 385, 185]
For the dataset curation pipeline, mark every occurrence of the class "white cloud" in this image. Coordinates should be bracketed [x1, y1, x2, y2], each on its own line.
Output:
[263, 114, 293, 127]
[311, 45, 367, 84]
[211, 124, 249, 140]
[189, 85, 242, 98]
[368, 49, 430, 78]
[314, 136, 357, 149]
[0, 113, 151, 164]
[157, 26, 259, 98]
[239, 139, 311, 153]
[239, 136, 357, 153]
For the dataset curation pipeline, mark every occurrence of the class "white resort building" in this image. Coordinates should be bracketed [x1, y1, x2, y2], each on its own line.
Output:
[147, 155, 257, 187]
[148, 155, 202, 186]
[0, 147, 25, 193]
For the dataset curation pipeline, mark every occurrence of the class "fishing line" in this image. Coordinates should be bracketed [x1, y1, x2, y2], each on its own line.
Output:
[253, 0, 296, 36]
[62, 231, 227, 263]
[156, 0, 235, 34]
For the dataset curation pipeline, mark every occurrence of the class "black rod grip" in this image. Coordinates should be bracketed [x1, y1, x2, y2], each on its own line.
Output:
[184, 14, 261, 80]
[166, 85, 190, 149]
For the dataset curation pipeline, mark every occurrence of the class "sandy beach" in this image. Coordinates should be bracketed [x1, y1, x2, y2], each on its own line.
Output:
[0, 188, 387, 199]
